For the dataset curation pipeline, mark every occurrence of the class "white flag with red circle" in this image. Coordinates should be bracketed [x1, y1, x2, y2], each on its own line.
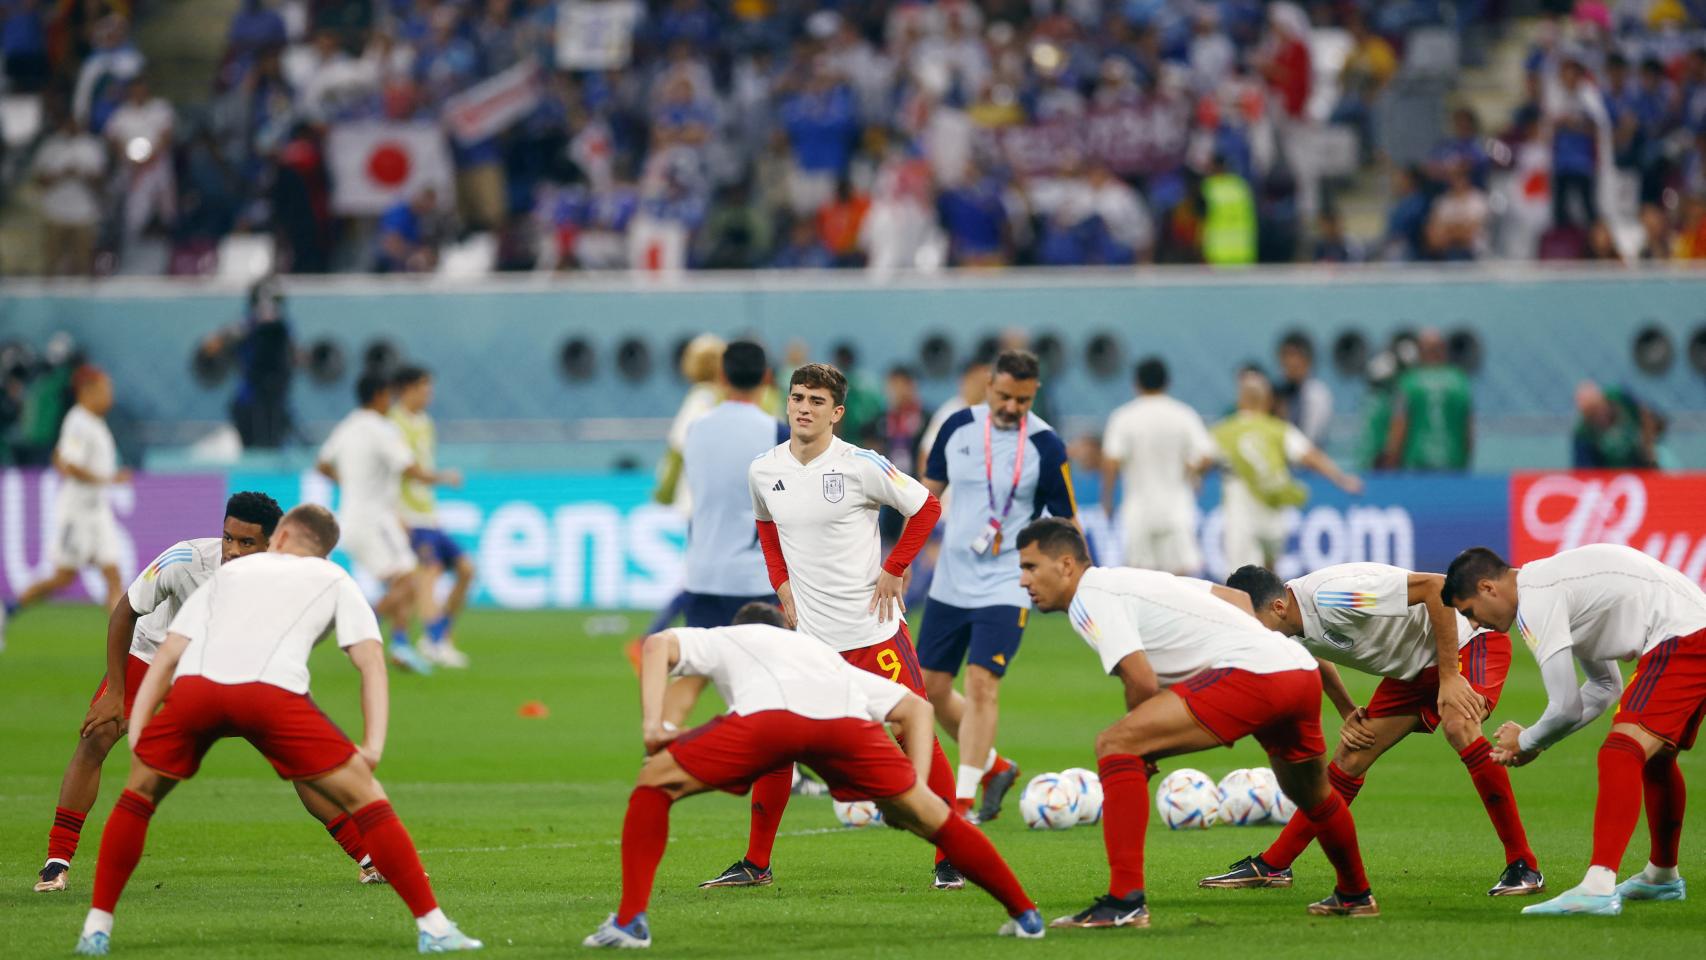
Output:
[326, 121, 455, 216]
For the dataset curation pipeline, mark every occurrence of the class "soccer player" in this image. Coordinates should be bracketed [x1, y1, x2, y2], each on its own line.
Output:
[35, 492, 384, 892]
[1016, 518, 1377, 926]
[1100, 357, 1215, 576]
[582, 602, 1044, 948]
[701, 362, 955, 890]
[918, 349, 1075, 821]
[1199, 562, 1543, 896]
[391, 366, 475, 668]
[1445, 543, 1706, 917]
[317, 373, 461, 674]
[2, 366, 128, 644]
[72, 505, 481, 955]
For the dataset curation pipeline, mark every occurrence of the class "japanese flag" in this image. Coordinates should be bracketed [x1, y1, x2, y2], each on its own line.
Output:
[326, 121, 454, 216]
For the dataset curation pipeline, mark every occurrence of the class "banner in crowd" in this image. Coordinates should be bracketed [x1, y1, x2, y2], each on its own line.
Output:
[443, 60, 544, 146]
[1510, 470, 1706, 586]
[556, 0, 642, 70]
[987, 96, 1190, 179]
[326, 121, 455, 216]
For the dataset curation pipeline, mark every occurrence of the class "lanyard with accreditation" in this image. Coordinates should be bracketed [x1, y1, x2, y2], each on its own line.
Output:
[970, 413, 1026, 556]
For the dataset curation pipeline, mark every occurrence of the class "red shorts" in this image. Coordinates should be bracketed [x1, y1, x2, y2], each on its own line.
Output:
[1173, 667, 1326, 764]
[1613, 628, 1706, 750]
[839, 621, 927, 696]
[133, 677, 357, 781]
[667, 710, 918, 802]
[90, 654, 153, 721]
[1366, 631, 1512, 733]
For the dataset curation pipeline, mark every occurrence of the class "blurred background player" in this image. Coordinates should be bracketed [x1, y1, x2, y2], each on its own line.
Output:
[918, 359, 990, 473]
[1101, 357, 1215, 576]
[1204, 562, 1541, 897]
[317, 374, 461, 675]
[1382, 329, 1474, 472]
[645, 334, 730, 635]
[391, 366, 474, 669]
[1274, 333, 1333, 448]
[585, 603, 1043, 948]
[1446, 544, 1706, 917]
[1017, 519, 1376, 927]
[2, 366, 129, 649]
[73, 505, 482, 956]
[918, 350, 1075, 822]
[1212, 369, 1362, 571]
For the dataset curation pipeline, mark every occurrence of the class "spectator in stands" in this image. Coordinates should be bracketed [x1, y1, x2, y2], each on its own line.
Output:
[1312, 208, 1358, 262]
[1425, 160, 1490, 260]
[768, 217, 834, 269]
[1187, 6, 1236, 96]
[105, 76, 176, 244]
[1547, 56, 1607, 231]
[1200, 152, 1256, 266]
[1274, 331, 1332, 447]
[33, 104, 106, 277]
[2, 0, 50, 92]
[1086, 163, 1153, 264]
[1256, 3, 1312, 124]
[937, 162, 1010, 266]
[73, 14, 143, 134]
[780, 63, 860, 216]
[1331, 12, 1398, 162]
[1384, 328, 1473, 472]
[376, 187, 445, 273]
[1616, 57, 1679, 206]
[1675, 193, 1706, 259]
[1428, 107, 1491, 189]
[220, 0, 287, 90]
[1573, 381, 1666, 469]
[817, 178, 870, 267]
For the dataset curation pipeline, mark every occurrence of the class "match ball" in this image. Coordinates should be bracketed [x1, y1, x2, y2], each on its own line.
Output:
[1155, 768, 1220, 830]
[1020, 772, 1082, 830]
[1059, 767, 1103, 825]
[832, 800, 882, 828]
[1248, 767, 1294, 824]
[1215, 769, 1266, 826]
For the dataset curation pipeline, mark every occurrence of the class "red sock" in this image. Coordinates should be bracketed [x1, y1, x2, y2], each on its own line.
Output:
[1262, 761, 1362, 869]
[745, 767, 793, 870]
[618, 786, 673, 925]
[48, 806, 88, 864]
[981, 754, 1014, 785]
[926, 739, 956, 865]
[352, 800, 437, 917]
[1643, 754, 1686, 869]
[90, 791, 154, 913]
[1303, 791, 1370, 895]
[1458, 737, 1537, 867]
[1097, 754, 1150, 897]
[929, 814, 1035, 915]
[1590, 733, 1649, 871]
[325, 813, 369, 865]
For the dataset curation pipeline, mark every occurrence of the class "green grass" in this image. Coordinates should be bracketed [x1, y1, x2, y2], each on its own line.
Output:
[1, 605, 1700, 957]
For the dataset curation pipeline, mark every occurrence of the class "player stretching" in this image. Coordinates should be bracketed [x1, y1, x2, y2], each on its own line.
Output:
[1201, 563, 1543, 896]
[391, 366, 475, 668]
[72, 505, 480, 955]
[583, 603, 1044, 948]
[1446, 543, 1706, 916]
[701, 362, 955, 890]
[2, 366, 128, 646]
[35, 492, 383, 891]
[317, 373, 461, 675]
[918, 350, 1075, 821]
[1017, 518, 1377, 926]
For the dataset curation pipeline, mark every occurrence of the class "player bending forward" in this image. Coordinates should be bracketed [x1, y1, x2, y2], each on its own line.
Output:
[1200, 562, 1542, 896]
[583, 602, 1044, 949]
[1446, 543, 1706, 917]
[73, 505, 480, 956]
[1017, 518, 1377, 927]
[37, 493, 385, 892]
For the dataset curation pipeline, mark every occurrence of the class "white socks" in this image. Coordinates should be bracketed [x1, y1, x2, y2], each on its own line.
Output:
[417, 908, 453, 937]
[1643, 862, 1681, 883]
[983, 748, 999, 772]
[82, 909, 114, 938]
[1581, 866, 1617, 896]
[956, 765, 982, 801]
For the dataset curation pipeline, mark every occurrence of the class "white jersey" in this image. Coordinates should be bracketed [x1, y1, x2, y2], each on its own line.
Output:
[126, 538, 222, 663]
[749, 437, 930, 651]
[1289, 562, 1480, 681]
[671, 624, 910, 721]
[1515, 544, 1706, 665]
[1101, 394, 1214, 531]
[167, 552, 382, 695]
[318, 409, 413, 523]
[54, 404, 118, 513]
[1067, 566, 1315, 685]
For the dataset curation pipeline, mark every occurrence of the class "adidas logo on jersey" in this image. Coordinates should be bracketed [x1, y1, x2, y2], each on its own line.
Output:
[772, 480, 785, 491]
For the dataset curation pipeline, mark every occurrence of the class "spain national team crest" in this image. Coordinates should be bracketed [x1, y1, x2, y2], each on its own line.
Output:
[822, 473, 845, 503]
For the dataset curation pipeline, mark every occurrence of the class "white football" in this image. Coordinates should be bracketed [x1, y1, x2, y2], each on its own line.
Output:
[1156, 768, 1220, 830]
[1020, 772, 1082, 830]
[1060, 767, 1103, 824]
[1248, 767, 1294, 824]
[1215, 769, 1265, 826]
[832, 800, 882, 828]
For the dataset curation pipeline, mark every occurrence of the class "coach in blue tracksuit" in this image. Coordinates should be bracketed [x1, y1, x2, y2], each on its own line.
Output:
[918, 349, 1078, 822]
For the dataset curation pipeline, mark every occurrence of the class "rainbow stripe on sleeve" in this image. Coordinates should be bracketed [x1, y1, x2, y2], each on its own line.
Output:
[1068, 595, 1100, 641]
[143, 547, 193, 581]
[1316, 590, 1380, 609]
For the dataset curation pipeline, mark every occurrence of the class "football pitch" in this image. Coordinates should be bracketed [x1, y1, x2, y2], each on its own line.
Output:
[2, 606, 1700, 957]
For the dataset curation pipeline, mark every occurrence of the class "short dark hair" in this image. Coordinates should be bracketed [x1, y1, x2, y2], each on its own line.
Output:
[789, 362, 848, 408]
[887, 364, 918, 382]
[392, 365, 430, 390]
[722, 340, 769, 390]
[1441, 547, 1510, 607]
[993, 349, 1040, 381]
[1279, 331, 1313, 360]
[1015, 517, 1089, 563]
[1135, 356, 1169, 391]
[732, 602, 788, 628]
[281, 504, 340, 556]
[1226, 565, 1285, 609]
[356, 373, 390, 406]
[225, 491, 283, 537]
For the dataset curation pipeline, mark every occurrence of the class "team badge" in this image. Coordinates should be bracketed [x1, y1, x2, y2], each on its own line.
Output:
[822, 473, 845, 503]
